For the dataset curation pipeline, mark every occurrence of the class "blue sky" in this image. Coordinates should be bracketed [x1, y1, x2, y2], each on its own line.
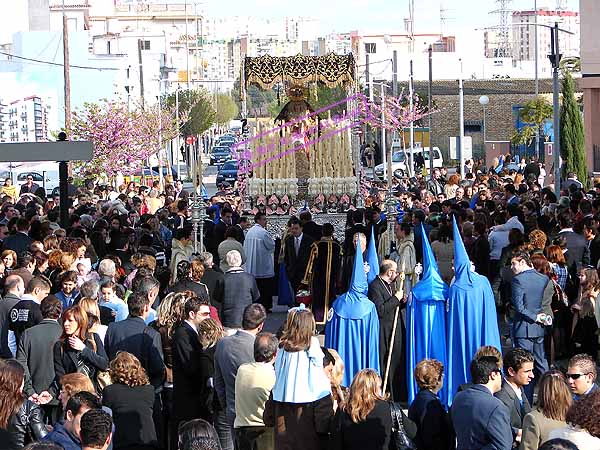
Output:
[204, 0, 578, 35]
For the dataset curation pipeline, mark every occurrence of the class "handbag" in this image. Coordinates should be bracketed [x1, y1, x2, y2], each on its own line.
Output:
[389, 402, 417, 450]
[95, 370, 113, 393]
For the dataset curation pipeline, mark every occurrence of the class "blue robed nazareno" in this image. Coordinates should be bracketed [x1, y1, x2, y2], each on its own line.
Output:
[366, 226, 380, 284]
[445, 216, 501, 406]
[407, 224, 449, 406]
[325, 245, 380, 387]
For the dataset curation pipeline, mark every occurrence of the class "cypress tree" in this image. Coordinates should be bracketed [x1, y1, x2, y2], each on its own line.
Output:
[560, 71, 587, 187]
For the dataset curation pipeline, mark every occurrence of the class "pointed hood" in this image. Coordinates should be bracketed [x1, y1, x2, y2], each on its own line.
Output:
[452, 215, 475, 288]
[332, 242, 372, 320]
[366, 226, 379, 284]
[411, 223, 448, 302]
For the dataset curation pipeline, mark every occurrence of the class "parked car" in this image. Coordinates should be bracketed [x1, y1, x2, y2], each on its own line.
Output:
[216, 160, 238, 186]
[373, 147, 443, 179]
[210, 146, 232, 165]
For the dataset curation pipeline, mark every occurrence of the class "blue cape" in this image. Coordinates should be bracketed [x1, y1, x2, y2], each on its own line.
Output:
[366, 226, 380, 284]
[407, 224, 449, 406]
[325, 246, 380, 387]
[445, 216, 501, 406]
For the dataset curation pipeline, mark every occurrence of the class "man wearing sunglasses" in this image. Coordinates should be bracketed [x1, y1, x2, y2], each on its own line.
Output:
[566, 353, 599, 400]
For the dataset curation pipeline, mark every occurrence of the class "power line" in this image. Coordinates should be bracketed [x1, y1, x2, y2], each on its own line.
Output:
[0, 51, 119, 71]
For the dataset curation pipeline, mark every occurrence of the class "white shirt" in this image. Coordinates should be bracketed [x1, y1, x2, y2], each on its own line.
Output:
[243, 224, 275, 278]
[505, 379, 523, 401]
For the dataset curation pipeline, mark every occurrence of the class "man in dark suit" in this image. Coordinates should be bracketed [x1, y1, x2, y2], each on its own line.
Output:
[16, 295, 63, 422]
[494, 348, 534, 446]
[299, 211, 322, 241]
[283, 217, 315, 294]
[174, 179, 189, 201]
[214, 304, 266, 450]
[557, 213, 590, 268]
[199, 252, 225, 309]
[510, 251, 554, 399]
[3, 218, 33, 257]
[0, 274, 24, 359]
[213, 207, 233, 251]
[104, 290, 166, 447]
[104, 291, 165, 389]
[368, 259, 407, 402]
[19, 174, 40, 196]
[171, 297, 213, 450]
[451, 356, 512, 450]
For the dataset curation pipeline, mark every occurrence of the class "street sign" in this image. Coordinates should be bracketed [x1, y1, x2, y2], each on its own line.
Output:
[0, 141, 93, 162]
[186, 136, 197, 145]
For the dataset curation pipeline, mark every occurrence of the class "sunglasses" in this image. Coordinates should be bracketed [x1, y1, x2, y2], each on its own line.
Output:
[566, 373, 590, 380]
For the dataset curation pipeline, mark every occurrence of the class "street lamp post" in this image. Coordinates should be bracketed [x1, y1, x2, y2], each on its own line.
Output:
[479, 95, 490, 146]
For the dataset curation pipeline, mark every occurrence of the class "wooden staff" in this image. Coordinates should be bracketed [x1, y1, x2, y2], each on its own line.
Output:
[383, 269, 405, 394]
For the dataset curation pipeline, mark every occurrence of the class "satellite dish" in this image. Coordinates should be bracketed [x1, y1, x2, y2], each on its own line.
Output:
[383, 34, 392, 45]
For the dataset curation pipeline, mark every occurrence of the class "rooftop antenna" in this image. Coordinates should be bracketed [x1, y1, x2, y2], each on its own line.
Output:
[555, 0, 568, 10]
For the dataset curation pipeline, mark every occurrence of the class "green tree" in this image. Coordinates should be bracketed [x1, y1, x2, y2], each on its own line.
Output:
[164, 88, 216, 137]
[560, 71, 587, 186]
[214, 93, 239, 125]
[511, 96, 553, 146]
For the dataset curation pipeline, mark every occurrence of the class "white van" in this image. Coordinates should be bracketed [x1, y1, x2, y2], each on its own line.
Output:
[0, 163, 60, 196]
[373, 146, 443, 180]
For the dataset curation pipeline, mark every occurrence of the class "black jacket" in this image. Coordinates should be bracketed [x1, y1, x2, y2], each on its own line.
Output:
[0, 399, 48, 450]
[104, 316, 166, 390]
[283, 233, 315, 292]
[201, 268, 225, 308]
[102, 383, 158, 449]
[168, 278, 210, 301]
[330, 399, 416, 450]
[16, 319, 62, 400]
[2, 232, 33, 258]
[0, 293, 20, 358]
[53, 333, 108, 387]
[408, 389, 455, 450]
[9, 298, 42, 345]
[172, 322, 213, 422]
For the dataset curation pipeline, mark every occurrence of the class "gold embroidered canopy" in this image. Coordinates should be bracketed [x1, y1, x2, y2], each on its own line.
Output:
[244, 53, 356, 90]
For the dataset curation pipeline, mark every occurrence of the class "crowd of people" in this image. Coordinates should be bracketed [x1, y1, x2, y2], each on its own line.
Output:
[0, 151, 598, 450]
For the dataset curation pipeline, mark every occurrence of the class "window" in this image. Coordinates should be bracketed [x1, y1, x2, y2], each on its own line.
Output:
[364, 43, 376, 54]
[140, 40, 151, 50]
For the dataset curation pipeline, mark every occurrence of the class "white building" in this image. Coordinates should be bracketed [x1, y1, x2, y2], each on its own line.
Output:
[6, 96, 50, 143]
[511, 8, 580, 77]
[0, 100, 8, 143]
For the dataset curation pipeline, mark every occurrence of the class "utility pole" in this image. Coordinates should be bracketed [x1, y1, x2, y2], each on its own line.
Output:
[428, 45, 434, 180]
[409, 60, 415, 177]
[381, 83, 387, 179]
[550, 22, 561, 196]
[534, 0, 540, 158]
[185, 0, 190, 90]
[62, 0, 71, 133]
[137, 39, 145, 108]
[459, 58, 465, 179]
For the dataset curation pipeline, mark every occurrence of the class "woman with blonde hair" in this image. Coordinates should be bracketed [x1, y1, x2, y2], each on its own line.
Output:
[78, 297, 108, 343]
[57, 372, 96, 409]
[264, 307, 333, 450]
[147, 291, 189, 445]
[520, 370, 573, 450]
[102, 352, 157, 449]
[330, 369, 416, 450]
[322, 347, 346, 410]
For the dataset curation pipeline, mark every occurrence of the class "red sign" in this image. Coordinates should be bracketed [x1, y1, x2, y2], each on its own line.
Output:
[186, 136, 197, 145]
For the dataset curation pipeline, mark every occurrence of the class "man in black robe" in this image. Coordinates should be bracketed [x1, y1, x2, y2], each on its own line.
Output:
[301, 223, 342, 326]
[367, 259, 408, 402]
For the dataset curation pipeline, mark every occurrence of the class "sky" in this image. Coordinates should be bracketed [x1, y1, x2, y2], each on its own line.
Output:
[203, 0, 578, 36]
